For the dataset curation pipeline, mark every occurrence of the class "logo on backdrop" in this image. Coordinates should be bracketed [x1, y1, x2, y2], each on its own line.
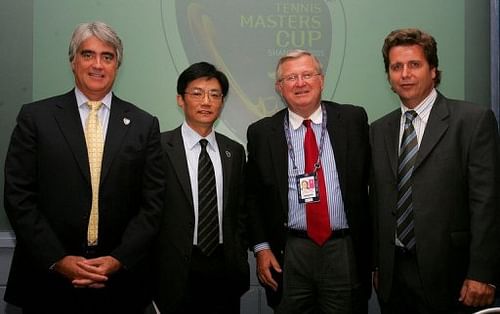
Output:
[161, 0, 346, 141]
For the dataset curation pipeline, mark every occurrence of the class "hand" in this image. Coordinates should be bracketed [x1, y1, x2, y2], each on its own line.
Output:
[54, 255, 108, 288]
[73, 256, 122, 288]
[459, 279, 495, 307]
[256, 249, 282, 291]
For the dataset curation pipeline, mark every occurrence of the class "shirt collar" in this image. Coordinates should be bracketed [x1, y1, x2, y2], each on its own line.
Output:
[288, 104, 322, 130]
[75, 87, 112, 110]
[400, 88, 437, 117]
[181, 121, 217, 151]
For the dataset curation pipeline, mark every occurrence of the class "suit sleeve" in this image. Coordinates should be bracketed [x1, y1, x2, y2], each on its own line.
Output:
[4, 105, 67, 269]
[110, 116, 165, 268]
[244, 124, 268, 248]
[466, 109, 500, 283]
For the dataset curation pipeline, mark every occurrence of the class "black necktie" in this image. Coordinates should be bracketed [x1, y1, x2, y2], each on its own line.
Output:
[197, 139, 219, 256]
[396, 110, 418, 250]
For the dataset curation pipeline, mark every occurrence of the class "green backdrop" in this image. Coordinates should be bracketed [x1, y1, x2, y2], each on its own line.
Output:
[0, 0, 491, 230]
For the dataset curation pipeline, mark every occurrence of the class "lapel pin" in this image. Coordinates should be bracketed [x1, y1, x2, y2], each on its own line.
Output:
[123, 118, 130, 125]
[225, 150, 231, 158]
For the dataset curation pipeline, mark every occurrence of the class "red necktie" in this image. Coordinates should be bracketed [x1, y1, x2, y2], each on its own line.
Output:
[303, 119, 331, 246]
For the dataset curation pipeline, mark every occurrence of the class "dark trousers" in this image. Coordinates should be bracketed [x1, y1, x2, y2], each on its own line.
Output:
[379, 247, 476, 314]
[277, 234, 364, 314]
[181, 245, 240, 314]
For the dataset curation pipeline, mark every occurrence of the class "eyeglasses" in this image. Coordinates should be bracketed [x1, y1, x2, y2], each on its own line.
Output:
[279, 72, 321, 84]
[184, 89, 223, 101]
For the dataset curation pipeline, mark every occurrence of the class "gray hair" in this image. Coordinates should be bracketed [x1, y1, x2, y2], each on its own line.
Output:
[275, 49, 323, 81]
[68, 21, 123, 67]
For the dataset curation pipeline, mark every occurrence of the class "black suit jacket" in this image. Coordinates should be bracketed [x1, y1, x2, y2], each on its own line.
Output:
[152, 127, 249, 313]
[245, 100, 371, 307]
[370, 92, 500, 310]
[4, 90, 165, 311]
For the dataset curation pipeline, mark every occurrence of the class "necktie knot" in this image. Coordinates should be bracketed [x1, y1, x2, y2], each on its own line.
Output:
[404, 110, 417, 123]
[303, 119, 312, 128]
[87, 101, 103, 112]
[199, 139, 208, 151]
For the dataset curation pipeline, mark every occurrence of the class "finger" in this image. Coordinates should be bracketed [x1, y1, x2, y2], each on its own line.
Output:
[77, 261, 107, 276]
[261, 269, 278, 291]
[88, 283, 106, 289]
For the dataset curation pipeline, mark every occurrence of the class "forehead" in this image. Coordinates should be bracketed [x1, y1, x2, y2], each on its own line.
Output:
[388, 44, 426, 63]
[186, 77, 221, 90]
[280, 55, 318, 73]
[78, 36, 115, 53]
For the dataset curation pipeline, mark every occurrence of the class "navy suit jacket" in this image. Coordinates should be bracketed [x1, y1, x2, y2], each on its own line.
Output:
[4, 90, 165, 310]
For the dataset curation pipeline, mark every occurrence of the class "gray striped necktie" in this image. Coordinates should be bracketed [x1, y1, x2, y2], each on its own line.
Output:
[197, 139, 219, 256]
[396, 110, 418, 250]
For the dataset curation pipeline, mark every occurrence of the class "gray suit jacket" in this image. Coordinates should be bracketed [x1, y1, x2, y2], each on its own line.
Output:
[370, 92, 500, 310]
[152, 127, 249, 313]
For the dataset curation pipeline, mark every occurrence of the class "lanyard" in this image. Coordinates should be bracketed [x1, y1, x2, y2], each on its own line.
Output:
[284, 103, 328, 174]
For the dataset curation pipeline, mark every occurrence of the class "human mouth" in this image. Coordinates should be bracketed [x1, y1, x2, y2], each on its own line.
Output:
[89, 72, 104, 78]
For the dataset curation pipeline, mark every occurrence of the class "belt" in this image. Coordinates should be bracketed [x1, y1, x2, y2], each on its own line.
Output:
[287, 228, 350, 240]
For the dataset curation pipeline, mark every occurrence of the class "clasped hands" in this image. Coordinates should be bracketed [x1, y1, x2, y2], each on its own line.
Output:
[54, 255, 122, 289]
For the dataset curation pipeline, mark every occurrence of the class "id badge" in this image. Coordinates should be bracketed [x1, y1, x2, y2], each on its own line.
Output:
[296, 172, 320, 203]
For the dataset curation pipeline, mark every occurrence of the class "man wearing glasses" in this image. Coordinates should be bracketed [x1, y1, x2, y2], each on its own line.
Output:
[152, 62, 249, 313]
[245, 49, 371, 313]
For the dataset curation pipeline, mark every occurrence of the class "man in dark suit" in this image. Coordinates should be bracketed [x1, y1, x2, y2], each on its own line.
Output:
[370, 28, 500, 314]
[3, 21, 164, 314]
[152, 62, 249, 314]
[246, 50, 371, 313]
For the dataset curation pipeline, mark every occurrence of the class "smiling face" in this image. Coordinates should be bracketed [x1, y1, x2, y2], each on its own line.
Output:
[177, 77, 224, 137]
[71, 36, 118, 101]
[276, 54, 324, 118]
[388, 44, 436, 108]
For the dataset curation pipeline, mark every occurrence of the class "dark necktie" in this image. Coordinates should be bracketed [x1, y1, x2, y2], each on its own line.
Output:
[303, 119, 331, 246]
[396, 110, 418, 250]
[197, 139, 219, 256]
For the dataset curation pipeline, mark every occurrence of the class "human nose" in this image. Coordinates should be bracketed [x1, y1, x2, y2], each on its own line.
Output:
[294, 75, 307, 86]
[401, 64, 411, 77]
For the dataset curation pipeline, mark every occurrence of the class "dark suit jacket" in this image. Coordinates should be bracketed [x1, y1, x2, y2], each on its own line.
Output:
[3, 90, 165, 311]
[245, 100, 372, 307]
[152, 127, 249, 313]
[370, 92, 500, 310]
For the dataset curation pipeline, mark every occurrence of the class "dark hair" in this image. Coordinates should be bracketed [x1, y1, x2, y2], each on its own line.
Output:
[177, 62, 229, 98]
[382, 28, 441, 86]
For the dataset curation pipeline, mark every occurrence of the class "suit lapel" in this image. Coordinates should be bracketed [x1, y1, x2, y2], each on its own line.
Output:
[269, 111, 289, 215]
[216, 134, 233, 213]
[383, 110, 401, 178]
[324, 102, 347, 194]
[101, 95, 131, 181]
[53, 91, 90, 184]
[163, 127, 194, 207]
[415, 94, 449, 169]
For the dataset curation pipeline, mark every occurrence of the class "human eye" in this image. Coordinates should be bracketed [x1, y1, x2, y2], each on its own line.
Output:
[102, 53, 115, 63]
[408, 61, 421, 69]
[284, 74, 298, 83]
[209, 90, 222, 99]
[190, 89, 204, 98]
[390, 63, 403, 72]
[80, 51, 94, 60]
[302, 73, 313, 80]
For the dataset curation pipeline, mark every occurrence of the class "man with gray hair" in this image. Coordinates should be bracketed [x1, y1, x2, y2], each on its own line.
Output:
[4, 21, 164, 313]
[246, 49, 371, 313]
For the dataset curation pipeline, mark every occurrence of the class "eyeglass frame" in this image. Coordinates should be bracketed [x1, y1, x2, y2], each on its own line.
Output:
[278, 72, 322, 85]
[183, 88, 224, 101]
